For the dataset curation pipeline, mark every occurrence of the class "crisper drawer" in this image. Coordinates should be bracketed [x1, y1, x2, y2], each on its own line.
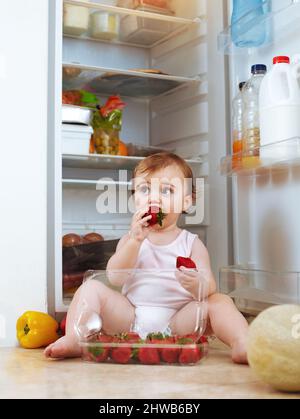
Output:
[63, 239, 119, 298]
[220, 265, 300, 315]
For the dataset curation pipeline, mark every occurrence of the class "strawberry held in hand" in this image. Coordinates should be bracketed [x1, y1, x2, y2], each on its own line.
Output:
[144, 206, 165, 227]
[176, 257, 197, 270]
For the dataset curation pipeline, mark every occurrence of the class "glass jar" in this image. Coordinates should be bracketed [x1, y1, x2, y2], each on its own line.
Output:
[63, 0, 90, 36]
[90, 11, 119, 40]
[93, 127, 120, 155]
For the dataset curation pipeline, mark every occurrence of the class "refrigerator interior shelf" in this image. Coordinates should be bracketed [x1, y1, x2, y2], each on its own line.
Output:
[62, 153, 204, 170]
[218, 0, 300, 55]
[63, 63, 201, 99]
[63, 220, 130, 234]
[63, 0, 201, 49]
[62, 178, 132, 189]
[63, 153, 143, 170]
[220, 265, 300, 316]
[220, 137, 300, 177]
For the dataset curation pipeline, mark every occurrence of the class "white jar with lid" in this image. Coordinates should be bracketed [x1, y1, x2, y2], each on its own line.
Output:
[63, 0, 90, 36]
[89, 0, 119, 41]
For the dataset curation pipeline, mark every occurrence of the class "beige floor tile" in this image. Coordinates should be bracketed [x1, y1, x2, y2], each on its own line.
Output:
[0, 346, 299, 399]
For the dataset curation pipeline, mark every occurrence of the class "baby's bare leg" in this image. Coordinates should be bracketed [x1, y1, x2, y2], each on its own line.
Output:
[207, 293, 249, 364]
[169, 294, 248, 364]
[169, 301, 207, 336]
[44, 280, 135, 359]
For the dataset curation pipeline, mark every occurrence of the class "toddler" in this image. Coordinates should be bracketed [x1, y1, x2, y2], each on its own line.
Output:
[45, 152, 248, 364]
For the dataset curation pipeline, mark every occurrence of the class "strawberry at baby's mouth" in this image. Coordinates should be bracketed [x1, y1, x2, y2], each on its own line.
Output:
[144, 206, 166, 227]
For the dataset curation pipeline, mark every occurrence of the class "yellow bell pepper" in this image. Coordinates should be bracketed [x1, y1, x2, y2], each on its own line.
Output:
[16, 311, 59, 349]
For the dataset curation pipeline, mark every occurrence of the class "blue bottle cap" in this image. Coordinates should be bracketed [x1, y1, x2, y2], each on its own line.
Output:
[251, 64, 267, 74]
[239, 81, 246, 91]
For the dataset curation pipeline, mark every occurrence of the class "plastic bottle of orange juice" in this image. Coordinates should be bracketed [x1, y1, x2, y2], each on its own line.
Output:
[241, 64, 267, 169]
[232, 81, 246, 170]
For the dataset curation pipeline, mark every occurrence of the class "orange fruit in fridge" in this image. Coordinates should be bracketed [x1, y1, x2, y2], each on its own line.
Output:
[89, 136, 96, 154]
[118, 140, 128, 156]
[233, 140, 243, 154]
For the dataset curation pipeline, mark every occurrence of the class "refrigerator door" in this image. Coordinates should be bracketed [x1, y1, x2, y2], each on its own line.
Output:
[221, 0, 300, 309]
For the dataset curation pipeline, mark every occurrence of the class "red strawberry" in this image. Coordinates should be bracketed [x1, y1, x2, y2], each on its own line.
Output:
[176, 337, 202, 365]
[88, 334, 113, 362]
[138, 347, 160, 365]
[144, 206, 165, 227]
[123, 332, 140, 343]
[97, 334, 113, 344]
[160, 336, 180, 364]
[60, 315, 67, 336]
[178, 333, 200, 343]
[147, 332, 165, 343]
[179, 347, 202, 364]
[199, 336, 208, 344]
[88, 345, 109, 362]
[111, 346, 132, 364]
[110, 332, 140, 364]
[176, 256, 197, 269]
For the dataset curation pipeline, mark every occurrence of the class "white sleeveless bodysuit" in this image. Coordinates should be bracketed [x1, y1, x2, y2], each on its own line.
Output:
[122, 229, 198, 338]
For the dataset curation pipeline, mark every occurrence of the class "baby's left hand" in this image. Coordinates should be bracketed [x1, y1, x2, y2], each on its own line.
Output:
[176, 267, 200, 300]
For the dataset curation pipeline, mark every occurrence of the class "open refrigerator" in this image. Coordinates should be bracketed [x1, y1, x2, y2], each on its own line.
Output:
[47, 0, 227, 315]
[47, 0, 300, 318]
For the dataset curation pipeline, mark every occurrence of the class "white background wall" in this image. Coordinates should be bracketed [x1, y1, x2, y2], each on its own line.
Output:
[0, 0, 49, 346]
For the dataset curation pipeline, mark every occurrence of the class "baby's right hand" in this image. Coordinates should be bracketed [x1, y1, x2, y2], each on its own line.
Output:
[129, 206, 152, 242]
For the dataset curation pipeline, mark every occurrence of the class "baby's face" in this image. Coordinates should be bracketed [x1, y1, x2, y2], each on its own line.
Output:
[133, 164, 193, 229]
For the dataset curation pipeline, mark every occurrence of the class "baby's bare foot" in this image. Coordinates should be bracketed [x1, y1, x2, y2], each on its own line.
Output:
[231, 339, 248, 365]
[44, 336, 82, 359]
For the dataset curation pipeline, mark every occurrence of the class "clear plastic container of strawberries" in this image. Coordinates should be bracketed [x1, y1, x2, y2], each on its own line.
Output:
[76, 264, 209, 366]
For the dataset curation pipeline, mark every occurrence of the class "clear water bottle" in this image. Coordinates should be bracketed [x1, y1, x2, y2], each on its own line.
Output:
[231, 0, 266, 48]
[242, 64, 267, 158]
[232, 82, 246, 169]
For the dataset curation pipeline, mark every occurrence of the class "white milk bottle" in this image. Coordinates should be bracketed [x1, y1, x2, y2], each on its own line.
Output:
[259, 56, 300, 160]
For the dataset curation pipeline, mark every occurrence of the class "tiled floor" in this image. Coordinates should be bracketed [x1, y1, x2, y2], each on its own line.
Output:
[1, 341, 299, 399]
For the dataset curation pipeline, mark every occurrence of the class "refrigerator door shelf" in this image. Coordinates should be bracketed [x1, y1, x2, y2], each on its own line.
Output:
[218, 0, 300, 55]
[220, 137, 300, 177]
[219, 265, 300, 316]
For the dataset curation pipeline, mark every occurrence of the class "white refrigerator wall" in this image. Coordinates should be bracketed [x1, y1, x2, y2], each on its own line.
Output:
[228, 0, 300, 274]
[0, 0, 49, 346]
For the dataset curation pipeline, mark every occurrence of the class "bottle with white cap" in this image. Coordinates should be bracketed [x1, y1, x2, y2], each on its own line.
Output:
[259, 56, 300, 159]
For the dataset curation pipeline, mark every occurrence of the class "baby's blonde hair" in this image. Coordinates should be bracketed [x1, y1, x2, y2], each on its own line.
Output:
[132, 152, 196, 203]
